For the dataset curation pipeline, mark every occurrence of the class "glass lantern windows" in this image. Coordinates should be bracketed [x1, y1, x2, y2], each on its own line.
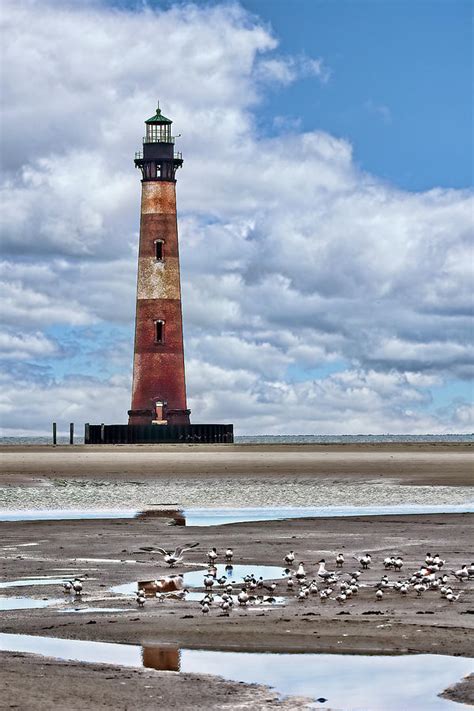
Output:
[146, 123, 171, 143]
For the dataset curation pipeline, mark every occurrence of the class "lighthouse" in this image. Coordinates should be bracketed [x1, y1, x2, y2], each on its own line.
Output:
[84, 104, 233, 443]
[128, 104, 190, 426]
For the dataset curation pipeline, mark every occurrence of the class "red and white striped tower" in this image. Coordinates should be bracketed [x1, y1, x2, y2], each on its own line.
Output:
[128, 104, 190, 426]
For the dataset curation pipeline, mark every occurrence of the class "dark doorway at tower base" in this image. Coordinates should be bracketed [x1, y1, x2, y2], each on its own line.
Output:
[84, 423, 234, 444]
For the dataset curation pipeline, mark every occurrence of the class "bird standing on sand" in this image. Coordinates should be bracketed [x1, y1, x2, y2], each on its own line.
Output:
[317, 560, 337, 581]
[63, 581, 73, 594]
[152, 543, 199, 567]
[72, 578, 83, 595]
[208, 547, 218, 564]
[336, 553, 344, 567]
[354, 554, 372, 569]
[452, 565, 469, 581]
[225, 548, 233, 562]
[285, 551, 295, 566]
[238, 588, 249, 606]
[295, 562, 306, 580]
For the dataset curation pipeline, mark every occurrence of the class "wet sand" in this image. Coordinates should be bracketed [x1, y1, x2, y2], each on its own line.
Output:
[1, 511, 473, 708]
[1, 442, 472, 486]
[440, 673, 474, 706]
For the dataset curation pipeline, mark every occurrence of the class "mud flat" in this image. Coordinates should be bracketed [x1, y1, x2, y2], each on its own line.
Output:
[0, 511, 473, 708]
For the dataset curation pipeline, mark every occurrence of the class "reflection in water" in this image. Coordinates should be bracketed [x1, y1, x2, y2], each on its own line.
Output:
[111, 563, 287, 596]
[0, 633, 471, 710]
[135, 508, 185, 526]
[142, 645, 180, 671]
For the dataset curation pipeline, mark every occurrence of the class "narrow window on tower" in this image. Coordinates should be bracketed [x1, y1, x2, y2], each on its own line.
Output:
[154, 239, 164, 261]
[155, 319, 165, 344]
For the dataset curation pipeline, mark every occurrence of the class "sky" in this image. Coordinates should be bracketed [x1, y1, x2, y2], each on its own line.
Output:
[0, 0, 472, 436]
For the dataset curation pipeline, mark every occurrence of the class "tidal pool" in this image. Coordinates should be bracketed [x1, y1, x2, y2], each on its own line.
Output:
[0, 633, 471, 709]
[1, 502, 473, 524]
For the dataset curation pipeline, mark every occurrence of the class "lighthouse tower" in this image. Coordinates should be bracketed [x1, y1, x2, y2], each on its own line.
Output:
[128, 104, 190, 426]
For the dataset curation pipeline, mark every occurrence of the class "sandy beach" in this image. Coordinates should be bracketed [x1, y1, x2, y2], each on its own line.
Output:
[1, 442, 472, 485]
[0, 443, 473, 708]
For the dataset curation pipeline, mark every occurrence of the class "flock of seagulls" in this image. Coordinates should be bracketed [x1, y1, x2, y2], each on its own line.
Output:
[282, 551, 474, 605]
[59, 545, 472, 613]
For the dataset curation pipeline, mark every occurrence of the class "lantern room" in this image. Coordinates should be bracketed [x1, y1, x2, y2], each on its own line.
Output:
[144, 104, 173, 143]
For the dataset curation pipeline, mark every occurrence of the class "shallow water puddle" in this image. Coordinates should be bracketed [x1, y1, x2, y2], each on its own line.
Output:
[1, 503, 473, 524]
[0, 633, 471, 709]
[180, 504, 474, 526]
[0, 577, 71, 589]
[0, 597, 64, 611]
[111, 563, 288, 596]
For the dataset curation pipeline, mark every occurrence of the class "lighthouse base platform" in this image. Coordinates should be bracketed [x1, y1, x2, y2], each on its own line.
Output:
[84, 423, 233, 444]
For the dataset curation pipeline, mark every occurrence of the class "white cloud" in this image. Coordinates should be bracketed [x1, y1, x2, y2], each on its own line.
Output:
[0, 0, 472, 435]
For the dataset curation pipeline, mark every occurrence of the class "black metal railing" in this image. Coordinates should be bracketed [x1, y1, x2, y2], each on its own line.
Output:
[134, 151, 182, 161]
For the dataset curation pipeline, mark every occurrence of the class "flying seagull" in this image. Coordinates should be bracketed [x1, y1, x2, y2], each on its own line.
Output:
[144, 542, 199, 567]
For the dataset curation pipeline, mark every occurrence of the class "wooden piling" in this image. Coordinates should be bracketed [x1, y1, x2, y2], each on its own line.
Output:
[69, 422, 74, 445]
[52, 422, 57, 446]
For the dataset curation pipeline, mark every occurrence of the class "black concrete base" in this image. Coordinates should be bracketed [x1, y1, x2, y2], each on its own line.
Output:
[85, 423, 233, 444]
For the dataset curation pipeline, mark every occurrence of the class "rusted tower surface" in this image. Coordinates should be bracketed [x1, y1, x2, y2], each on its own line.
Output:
[128, 105, 191, 426]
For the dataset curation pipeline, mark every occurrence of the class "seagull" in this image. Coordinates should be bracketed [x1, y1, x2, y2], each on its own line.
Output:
[446, 591, 463, 602]
[452, 565, 469, 582]
[63, 581, 73, 594]
[72, 578, 83, 595]
[287, 577, 294, 590]
[136, 590, 146, 607]
[376, 589, 384, 600]
[433, 554, 445, 568]
[204, 576, 215, 590]
[469, 563, 474, 579]
[295, 562, 306, 580]
[317, 560, 337, 581]
[225, 548, 233, 562]
[220, 599, 231, 615]
[207, 547, 218, 564]
[153, 542, 199, 567]
[201, 602, 210, 614]
[394, 557, 403, 571]
[285, 551, 295, 566]
[414, 583, 427, 597]
[336, 553, 344, 567]
[238, 588, 249, 606]
[354, 553, 372, 569]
